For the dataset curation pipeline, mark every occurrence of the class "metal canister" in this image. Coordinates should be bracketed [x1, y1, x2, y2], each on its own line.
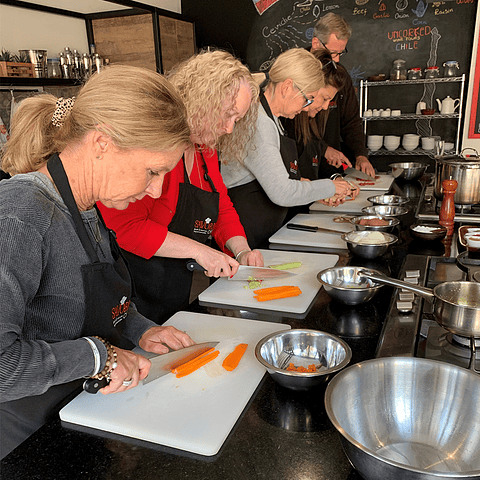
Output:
[407, 68, 422, 80]
[425, 66, 439, 79]
[19, 49, 48, 78]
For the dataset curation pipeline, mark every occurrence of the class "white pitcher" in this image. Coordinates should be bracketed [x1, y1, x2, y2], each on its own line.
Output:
[436, 96, 460, 114]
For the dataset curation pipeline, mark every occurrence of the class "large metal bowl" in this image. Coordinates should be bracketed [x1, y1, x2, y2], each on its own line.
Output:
[317, 266, 384, 305]
[367, 194, 409, 206]
[389, 162, 429, 181]
[255, 329, 351, 391]
[362, 205, 409, 218]
[350, 215, 400, 233]
[342, 231, 398, 259]
[325, 357, 480, 480]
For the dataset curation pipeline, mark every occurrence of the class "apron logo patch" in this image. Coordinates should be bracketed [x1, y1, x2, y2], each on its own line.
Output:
[112, 295, 130, 327]
[290, 160, 298, 174]
[312, 155, 319, 166]
[194, 217, 216, 236]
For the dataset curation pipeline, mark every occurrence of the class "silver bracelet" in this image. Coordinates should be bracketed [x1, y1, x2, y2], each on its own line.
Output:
[235, 249, 250, 261]
[83, 337, 101, 376]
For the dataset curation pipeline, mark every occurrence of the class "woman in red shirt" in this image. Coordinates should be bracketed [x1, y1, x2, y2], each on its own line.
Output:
[98, 50, 262, 324]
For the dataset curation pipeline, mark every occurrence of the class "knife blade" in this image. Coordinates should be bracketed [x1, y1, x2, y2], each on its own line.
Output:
[342, 165, 376, 181]
[83, 342, 218, 393]
[186, 260, 296, 281]
[287, 223, 346, 235]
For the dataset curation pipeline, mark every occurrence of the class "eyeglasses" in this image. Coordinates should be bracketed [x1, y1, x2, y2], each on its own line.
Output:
[320, 40, 348, 58]
[322, 59, 338, 70]
[294, 83, 314, 108]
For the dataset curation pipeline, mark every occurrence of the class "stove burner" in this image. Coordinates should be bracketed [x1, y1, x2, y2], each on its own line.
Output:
[451, 334, 480, 349]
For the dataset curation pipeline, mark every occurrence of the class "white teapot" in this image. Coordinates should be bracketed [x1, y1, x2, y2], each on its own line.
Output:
[436, 96, 460, 114]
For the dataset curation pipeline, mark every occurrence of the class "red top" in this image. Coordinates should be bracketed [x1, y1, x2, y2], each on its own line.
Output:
[98, 148, 246, 259]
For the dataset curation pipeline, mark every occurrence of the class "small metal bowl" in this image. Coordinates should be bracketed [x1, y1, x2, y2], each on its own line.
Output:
[367, 194, 408, 206]
[317, 266, 384, 305]
[362, 205, 409, 218]
[342, 231, 398, 259]
[255, 329, 352, 391]
[409, 223, 447, 241]
[389, 162, 428, 181]
[349, 215, 399, 233]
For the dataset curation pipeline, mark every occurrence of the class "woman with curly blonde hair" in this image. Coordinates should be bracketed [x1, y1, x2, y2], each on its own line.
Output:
[98, 49, 263, 325]
[221, 48, 354, 249]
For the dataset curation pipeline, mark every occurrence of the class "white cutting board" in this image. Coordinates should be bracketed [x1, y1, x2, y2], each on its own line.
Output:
[198, 249, 338, 314]
[269, 213, 352, 250]
[344, 173, 394, 191]
[309, 189, 373, 214]
[60, 312, 290, 456]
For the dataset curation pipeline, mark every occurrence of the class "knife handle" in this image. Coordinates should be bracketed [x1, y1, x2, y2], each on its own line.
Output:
[83, 377, 109, 394]
[186, 260, 205, 272]
[287, 223, 318, 232]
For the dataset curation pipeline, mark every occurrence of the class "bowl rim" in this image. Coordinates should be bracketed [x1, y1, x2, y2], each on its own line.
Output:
[409, 223, 447, 236]
[349, 215, 400, 227]
[367, 194, 409, 206]
[254, 328, 352, 378]
[342, 231, 398, 246]
[388, 162, 428, 169]
[324, 357, 480, 476]
[317, 266, 384, 291]
[362, 205, 409, 216]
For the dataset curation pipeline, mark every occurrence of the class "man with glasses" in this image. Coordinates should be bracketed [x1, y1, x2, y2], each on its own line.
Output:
[311, 13, 375, 178]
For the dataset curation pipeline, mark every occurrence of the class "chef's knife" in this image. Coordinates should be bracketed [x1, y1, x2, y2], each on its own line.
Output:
[342, 164, 376, 181]
[186, 260, 296, 281]
[287, 223, 346, 235]
[83, 342, 218, 393]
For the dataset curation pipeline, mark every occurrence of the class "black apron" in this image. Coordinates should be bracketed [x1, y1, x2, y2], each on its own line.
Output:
[227, 93, 301, 249]
[123, 151, 219, 325]
[0, 153, 133, 459]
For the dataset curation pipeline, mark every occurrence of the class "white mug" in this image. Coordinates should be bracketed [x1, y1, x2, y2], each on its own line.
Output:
[421, 137, 435, 150]
[416, 102, 427, 114]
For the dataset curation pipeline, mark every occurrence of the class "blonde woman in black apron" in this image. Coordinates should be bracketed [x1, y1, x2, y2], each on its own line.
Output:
[0, 65, 196, 459]
[221, 48, 355, 250]
[98, 50, 263, 325]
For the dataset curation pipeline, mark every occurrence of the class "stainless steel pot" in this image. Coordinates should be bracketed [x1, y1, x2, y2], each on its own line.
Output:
[19, 49, 47, 78]
[359, 269, 480, 338]
[434, 156, 480, 205]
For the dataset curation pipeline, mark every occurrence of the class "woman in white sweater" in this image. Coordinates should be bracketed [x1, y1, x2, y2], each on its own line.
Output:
[221, 48, 354, 249]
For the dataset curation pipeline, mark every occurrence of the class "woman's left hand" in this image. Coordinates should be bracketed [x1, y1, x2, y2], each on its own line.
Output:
[139, 325, 196, 355]
[237, 249, 264, 267]
[355, 156, 376, 178]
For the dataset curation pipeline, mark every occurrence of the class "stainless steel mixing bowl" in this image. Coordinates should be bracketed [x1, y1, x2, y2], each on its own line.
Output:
[367, 194, 409, 206]
[255, 329, 351, 391]
[342, 231, 398, 259]
[325, 357, 480, 480]
[317, 266, 384, 305]
[362, 205, 409, 217]
[349, 215, 400, 233]
[389, 162, 428, 181]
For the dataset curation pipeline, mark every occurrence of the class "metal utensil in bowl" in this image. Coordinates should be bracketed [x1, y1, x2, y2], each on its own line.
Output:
[255, 329, 351, 391]
[362, 205, 409, 218]
[342, 231, 398, 260]
[325, 357, 480, 480]
[389, 162, 428, 181]
[367, 194, 409, 206]
[349, 215, 399, 233]
[317, 266, 384, 305]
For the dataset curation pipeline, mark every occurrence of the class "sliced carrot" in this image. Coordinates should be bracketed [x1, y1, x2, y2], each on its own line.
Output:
[222, 344, 248, 371]
[253, 286, 299, 295]
[254, 286, 302, 302]
[171, 347, 215, 375]
[173, 350, 220, 378]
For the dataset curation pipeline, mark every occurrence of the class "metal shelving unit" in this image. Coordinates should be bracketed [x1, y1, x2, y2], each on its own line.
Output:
[359, 75, 466, 156]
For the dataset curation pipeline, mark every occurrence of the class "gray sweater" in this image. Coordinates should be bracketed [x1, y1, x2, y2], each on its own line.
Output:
[0, 173, 156, 402]
[221, 104, 336, 205]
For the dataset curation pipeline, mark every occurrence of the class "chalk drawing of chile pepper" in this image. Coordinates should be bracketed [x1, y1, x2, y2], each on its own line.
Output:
[412, 0, 428, 17]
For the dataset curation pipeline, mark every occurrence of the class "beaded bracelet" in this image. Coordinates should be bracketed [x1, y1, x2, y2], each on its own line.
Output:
[91, 336, 118, 380]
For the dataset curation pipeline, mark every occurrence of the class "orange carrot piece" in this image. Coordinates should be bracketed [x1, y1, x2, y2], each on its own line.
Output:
[174, 350, 220, 378]
[171, 347, 215, 375]
[254, 286, 302, 302]
[253, 286, 299, 296]
[222, 343, 248, 371]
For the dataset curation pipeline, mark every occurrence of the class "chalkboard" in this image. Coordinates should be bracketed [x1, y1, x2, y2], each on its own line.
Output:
[246, 0, 478, 87]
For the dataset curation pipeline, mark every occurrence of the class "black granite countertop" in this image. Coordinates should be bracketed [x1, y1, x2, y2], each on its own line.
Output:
[1, 177, 444, 480]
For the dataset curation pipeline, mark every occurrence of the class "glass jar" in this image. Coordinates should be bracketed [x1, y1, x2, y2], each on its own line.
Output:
[47, 58, 62, 78]
[425, 66, 440, 79]
[408, 67, 422, 80]
[390, 59, 407, 81]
